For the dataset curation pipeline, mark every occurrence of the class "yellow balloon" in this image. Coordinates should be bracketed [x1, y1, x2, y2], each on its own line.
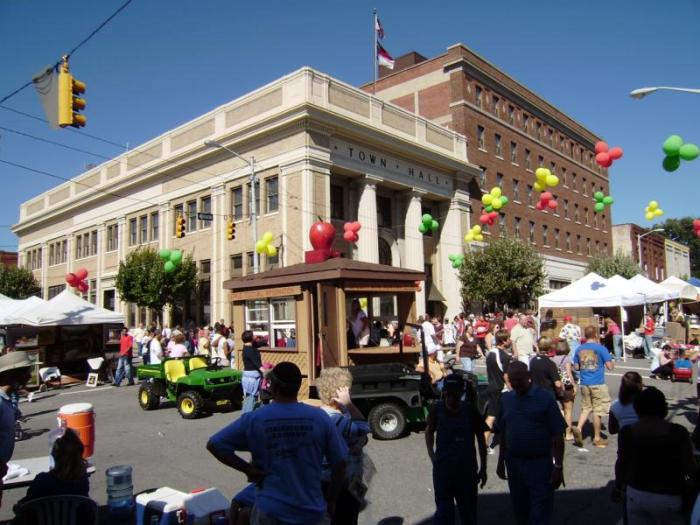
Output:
[491, 187, 502, 198]
[262, 231, 274, 243]
[482, 194, 493, 205]
[492, 199, 503, 210]
[648, 200, 658, 210]
[473, 225, 481, 234]
[534, 182, 544, 192]
[359, 298, 368, 309]
[654, 209, 664, 217]
[546, 175, 559, 187]
[255, 240, 266, 254]
[475, 234, 484, 241]
[465, 233, 474, 242]
[535, 168, 548, 180]
[266, 245, 278, 257]
[645, 212, 654, 221]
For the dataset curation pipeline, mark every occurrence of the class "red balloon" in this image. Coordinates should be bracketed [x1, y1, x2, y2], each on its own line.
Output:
[343, 231, 356, 242]
[77, 281, 89, 293]
[595, 152, 612, 167]
[608, 146, 623, 160]
[479, 214, 489, 225]
[541, 191, 552, 201]
[65, 273, 79, 287]
[74, 268, 88, 280]
[351, 221, 362, 232]
[547, 199, 558, 209]
[594, 141, 609, 154]
[693, 219, 700, 230]
[536, 201, 544, 210]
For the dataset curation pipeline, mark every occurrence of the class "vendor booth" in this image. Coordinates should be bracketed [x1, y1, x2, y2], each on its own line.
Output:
[224, 257, 424, 398]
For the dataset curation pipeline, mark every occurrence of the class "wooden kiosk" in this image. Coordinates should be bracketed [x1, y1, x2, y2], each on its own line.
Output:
[224, 257, 425, 398]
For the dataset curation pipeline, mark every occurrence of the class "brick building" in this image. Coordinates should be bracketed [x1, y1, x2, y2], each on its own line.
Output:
[364, 44, 613, 289]
[612, 224, 666, 282]
[0, 251, 17, 267]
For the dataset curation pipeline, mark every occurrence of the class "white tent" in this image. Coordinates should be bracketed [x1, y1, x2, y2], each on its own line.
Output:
[660, 276, 698, 300]
[0, 296, 47, 325]
[4, 289, 124, 326]
[538, 272, 646, 308]
[628, 274, 676, 303]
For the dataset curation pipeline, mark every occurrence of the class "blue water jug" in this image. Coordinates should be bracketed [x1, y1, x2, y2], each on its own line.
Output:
[106, 465, 134, 520]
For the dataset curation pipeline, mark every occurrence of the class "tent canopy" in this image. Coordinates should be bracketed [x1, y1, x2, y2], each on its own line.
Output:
[660, 276, 698, 301]
[4, 289, 124, 327]
[539, 272, 646, 309]
[628, 274, 676, 303]
[0, 296, 47, 325]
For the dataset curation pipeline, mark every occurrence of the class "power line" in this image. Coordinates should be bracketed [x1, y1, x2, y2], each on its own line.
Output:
[0, 126, 112, 160]
[0, 0, 135, 105]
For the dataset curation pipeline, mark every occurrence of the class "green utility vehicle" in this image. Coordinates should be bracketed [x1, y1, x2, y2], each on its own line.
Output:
[136, 356, 242, 419]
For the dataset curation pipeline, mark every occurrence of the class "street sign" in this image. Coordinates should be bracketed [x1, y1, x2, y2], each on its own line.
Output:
[197, 212, 214, 221]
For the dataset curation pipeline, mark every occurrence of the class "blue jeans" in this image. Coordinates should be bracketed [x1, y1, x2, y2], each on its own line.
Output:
[433, 463, 478, 525]
[643, 335, 653, 358]
[505, 455, 554, 525]
[113, 356, 133, 385]
[613, 334, 623, 359]
[460, 357, 473, 373]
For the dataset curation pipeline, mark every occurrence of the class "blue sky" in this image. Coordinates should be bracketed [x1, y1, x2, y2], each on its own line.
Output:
[1, 0, 699, 250]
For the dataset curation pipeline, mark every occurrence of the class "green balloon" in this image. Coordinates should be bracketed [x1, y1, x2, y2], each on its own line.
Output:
[169, 250, 183, 264]
[500, 196, 509, 205]
[485, 205, 493, 213]
[159, 249, 171, 260]
[421, 213, 433, 225]
[679, 143, 700, 161]
[164, 261, 176, 273]
[418, 223, 428, 234]
[593, 191, 604, 201]
[663, 155, 681, 172]
[430, 220, 439, 232]
[602, 196, 614, 205]
[594, 202, 605, 213]
[662, 135, 683, 156]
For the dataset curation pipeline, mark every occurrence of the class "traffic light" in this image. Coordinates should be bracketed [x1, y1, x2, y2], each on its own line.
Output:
[57, 57, 86, 128]
[226, 218, 236, 240]
[175, 215, 186, 238]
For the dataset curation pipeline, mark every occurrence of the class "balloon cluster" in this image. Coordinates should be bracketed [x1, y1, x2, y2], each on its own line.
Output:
[644, 201, 664, 221]
[481, 187, 508, 212]
[662, 135, 699, 172]
[593, 191, 614, 213]
[533, 168, 559, 192]
[343, 222, 361, 243]
[255, 232, 278, 257]
[448, 254, 465, 269]
[594, 141, 624, 168]
[159, 249, 183, 273]
[65, 268, 89, 293]
[693, 220, 700, 239]
[464, 225, 484, 242]
[419, 214, 439, 235]
[536, 191, 557, 211]
[480, 210, 499, 226]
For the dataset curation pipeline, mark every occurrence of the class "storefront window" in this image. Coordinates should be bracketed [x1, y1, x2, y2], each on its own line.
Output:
[244, 297, 296, 348]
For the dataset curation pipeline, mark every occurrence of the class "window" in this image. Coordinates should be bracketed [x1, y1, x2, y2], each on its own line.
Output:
[570, 142, 575, 158]
[536, 122, 542, 140]
[90, 230, 97, 256]
[231, 254, 243, 278]
[246, 252, 255, 274]
[548, 128, 554, 146]
[139, 215, 148, 244]
[49, 244, 54, 266]
[587, 238, 591, 256]
[200, 259, 211, 275]
[76, 235, 82, 258]
[330, 184, 345, 220]
[527, 185, 534, 206]
[601, 214, 607, 230]
[594, 213, 598, 229]
[576, 234, 582, 254]
[514, 217, 521, 238]
[200, 196, 212, 228]
[83, 233, 90, 256]
[584, 207, 589, 225]
[529, 221, 535, 243]
[498, 214, 506, 234]
[89, 279, 96, 304]
[572, 173, 577, 192]
[475, 86, 482, 108]
[590, 181, 596, 197]
[244, 297, 296, 348]
[496, 173, 503, 187]
[550, 161, 556, 174]
[247, 180, 260, 217]
[150, 213, 159, 241]
[574, 203, 580, 223]
[538, 155, 544, 168]
[566, 232, 572, 252]
[267, 252, 280, 271]
[265, 177, 278, 213]
[542, 224, 549, 246]
[61, 241, 67, 263]
[107, 224, 118, 252]
[477, 126, 485, 150]
[582, 177, 587, 196]
[377, 196, 392, 227]
[478, 167, 486, 188]
[525, 149, 531, 170]
[173, 204, 183, 235]
[554, 228, 560, 249]
[560, 135, 566, 151]
[495, 134, 502, 157]
[187, 201, 197, 232]
[231, 187, 243, 220]
[508, 105, 515, 125]
[523, 114, 529, 132]
[561, 167, 567, 186]
[48, 284, 65, 299]
[563, 199, 569, 219]
[549, 279, 570, 290]
[492, 96, 499, 117]
[513, 179, 520, 202]
[595, 240, 600, 253]
[510, 142, 518, 164]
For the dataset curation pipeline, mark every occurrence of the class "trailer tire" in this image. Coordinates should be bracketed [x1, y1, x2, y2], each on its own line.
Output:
[369, 402, 406, 440]
[138, 383, 160, 410]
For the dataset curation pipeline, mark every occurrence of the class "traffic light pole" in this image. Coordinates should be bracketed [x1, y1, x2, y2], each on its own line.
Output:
[249, 156, 258, 274]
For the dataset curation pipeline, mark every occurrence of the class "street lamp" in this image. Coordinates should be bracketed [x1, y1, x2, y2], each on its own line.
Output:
[630, 86, 700, 99]
[203, 140, 258, 274]
[637, 228, 664, 277]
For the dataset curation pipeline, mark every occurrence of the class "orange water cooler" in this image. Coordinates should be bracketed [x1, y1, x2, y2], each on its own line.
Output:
[57, 402, 95, 458]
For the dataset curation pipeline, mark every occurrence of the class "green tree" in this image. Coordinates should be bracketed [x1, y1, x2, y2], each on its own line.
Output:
[115, 247, 198, 319]
[458, 236, 546, 310]
[0, 265, 40, 299]
[656, 217, 700, 278]
[586, 252, 640, 279]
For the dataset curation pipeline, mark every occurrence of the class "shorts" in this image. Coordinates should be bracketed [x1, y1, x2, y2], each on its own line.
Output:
[561, 385, 575, 403]
[486, 390, 502, 418]
[580, 384, 611, 416]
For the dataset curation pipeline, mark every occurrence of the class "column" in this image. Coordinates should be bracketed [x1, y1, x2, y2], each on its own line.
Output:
[210, 184, 226, 323]
[156, 206, 171, 326]
[96, 224, 105, 307]
[438, 190, 471, 318]
[40, 242, 48, 300]
[115, 218, 126, 315]
[356, 176, 380, 263]
[404, 189, 426, 316]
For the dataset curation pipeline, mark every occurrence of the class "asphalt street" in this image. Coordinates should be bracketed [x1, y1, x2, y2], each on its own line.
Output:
[1, 357, 696, 524]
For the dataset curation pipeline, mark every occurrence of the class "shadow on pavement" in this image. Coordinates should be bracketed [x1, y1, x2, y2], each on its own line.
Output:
[668, 395, 698, 426]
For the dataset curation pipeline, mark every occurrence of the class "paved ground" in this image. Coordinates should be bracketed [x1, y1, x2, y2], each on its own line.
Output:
[1, 357, 696, 524]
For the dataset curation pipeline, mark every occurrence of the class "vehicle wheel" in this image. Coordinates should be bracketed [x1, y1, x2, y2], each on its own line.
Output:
[177, 391, 204, 419]
[368, 403, 406, 440]
[138, 383, 160, 410]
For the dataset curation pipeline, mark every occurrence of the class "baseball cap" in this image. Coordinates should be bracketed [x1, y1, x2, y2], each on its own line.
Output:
[563, 315, 573, 322]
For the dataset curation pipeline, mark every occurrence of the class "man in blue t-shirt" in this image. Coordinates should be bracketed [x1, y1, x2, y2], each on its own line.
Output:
[207, 362, 347, 525]
[571, 326, 614, 449]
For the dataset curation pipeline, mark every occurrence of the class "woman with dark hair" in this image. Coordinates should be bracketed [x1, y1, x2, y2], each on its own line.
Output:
[610, 372, 643, 435]
[615, 387, 696, 524]
[241, 330, 264, 414]
[18, 428, 89, 504]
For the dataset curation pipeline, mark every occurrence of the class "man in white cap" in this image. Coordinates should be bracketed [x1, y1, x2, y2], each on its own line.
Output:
[0, 351, 32, 504]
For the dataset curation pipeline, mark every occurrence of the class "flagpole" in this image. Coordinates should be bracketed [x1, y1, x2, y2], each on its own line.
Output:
[373, 8, 377, 95]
